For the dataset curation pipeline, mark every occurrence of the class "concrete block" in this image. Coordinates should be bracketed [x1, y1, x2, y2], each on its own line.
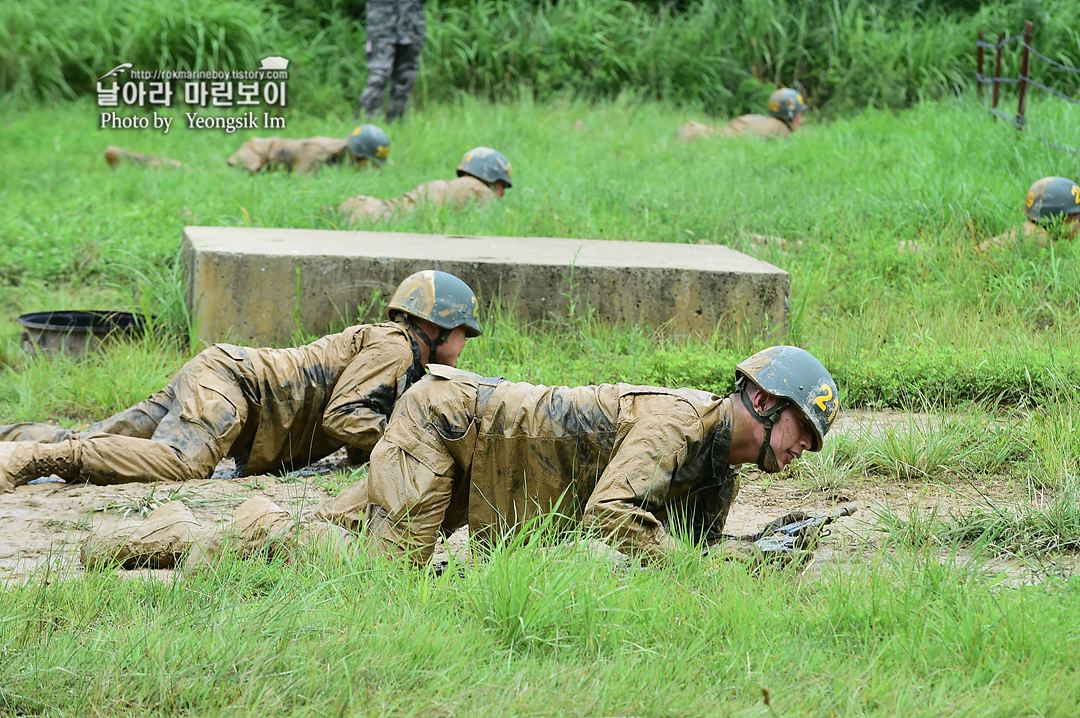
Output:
[182, 227, 788, 347]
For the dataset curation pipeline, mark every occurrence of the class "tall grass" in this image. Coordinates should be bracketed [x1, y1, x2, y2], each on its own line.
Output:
[3, 0, 1079, 114]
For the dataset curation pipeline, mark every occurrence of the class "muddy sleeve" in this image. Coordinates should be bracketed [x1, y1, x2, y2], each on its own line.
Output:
[321, 332, 414, 459]
[583, 399, 701, 563]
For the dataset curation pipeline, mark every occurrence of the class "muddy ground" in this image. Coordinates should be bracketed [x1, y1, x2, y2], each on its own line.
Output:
[0, 410, 1072, 585]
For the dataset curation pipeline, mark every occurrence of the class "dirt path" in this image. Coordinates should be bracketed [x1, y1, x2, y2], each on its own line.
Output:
[0, 410, 1070, 584]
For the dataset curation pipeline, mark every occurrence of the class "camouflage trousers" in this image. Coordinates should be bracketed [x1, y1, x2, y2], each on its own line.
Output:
[358, 41, 423, 122]
[0, 346, 248, 487]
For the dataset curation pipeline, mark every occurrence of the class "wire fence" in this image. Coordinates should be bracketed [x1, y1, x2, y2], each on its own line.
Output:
[975, 21, 1080, 157]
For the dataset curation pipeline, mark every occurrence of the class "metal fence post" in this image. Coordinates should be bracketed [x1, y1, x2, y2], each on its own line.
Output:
[993, 31, 1004, 120]
[1017, 20, 1033, 130]
[977, 30, 984, 99]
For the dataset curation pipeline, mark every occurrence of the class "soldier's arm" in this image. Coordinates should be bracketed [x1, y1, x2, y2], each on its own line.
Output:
[321, 327, 416, 460]
[583, 398, 701, 563]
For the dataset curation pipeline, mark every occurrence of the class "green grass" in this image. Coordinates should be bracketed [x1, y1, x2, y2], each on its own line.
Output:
[4, 91, 1080, 716]
[1, 533, 1079, 716]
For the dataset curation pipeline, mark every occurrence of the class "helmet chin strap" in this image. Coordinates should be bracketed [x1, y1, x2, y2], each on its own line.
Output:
[408, 318, 452, 358]
[739, 388, 789, 472]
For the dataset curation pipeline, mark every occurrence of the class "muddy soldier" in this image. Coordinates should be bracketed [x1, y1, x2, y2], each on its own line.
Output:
[104, 146, 182, 169]
[978, 176, 1080, 252]
[337, 147, 512, 224]
[316, 345, 840, 567]
[357, 0, 426, 122]
[0, 271, 481, 492]
[227, 124, 391, 174]
[678, 88, 807, 143]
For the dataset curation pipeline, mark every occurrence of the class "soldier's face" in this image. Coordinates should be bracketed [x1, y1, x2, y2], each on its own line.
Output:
[790, 112, 804, 130]
[434, 326, 468, 367]
[768, 406, 814, 470]
[492, 181, 507, 198]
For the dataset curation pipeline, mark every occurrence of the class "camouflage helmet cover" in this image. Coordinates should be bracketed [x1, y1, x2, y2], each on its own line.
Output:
[767, 88, 808, 122]
[347, 124, 391, 164]
[1023, 176, 1080, 223]
[387, 270, 482, 337]
[735, 345, 838, 451]
[456, 147, 513, 188]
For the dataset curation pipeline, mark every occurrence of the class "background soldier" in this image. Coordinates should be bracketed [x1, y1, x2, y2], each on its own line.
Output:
[978, 176, 1080, 252]
[104, 145, 182, 169]
[0, 270, 482, 491]
[228, 125, 391, 174]
[678, 88, 808, 142]
[337, 146, 512, 224]
[317, 345, 839, 567]
[357, 0, 427, 122]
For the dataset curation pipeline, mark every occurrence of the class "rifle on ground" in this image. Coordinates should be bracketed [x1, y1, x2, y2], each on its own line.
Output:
[745, 505, 857, 559]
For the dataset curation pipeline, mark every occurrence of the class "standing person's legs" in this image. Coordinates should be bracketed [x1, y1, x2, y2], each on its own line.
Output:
[359, 41, 396, 120]
[386, 42, 423, 121]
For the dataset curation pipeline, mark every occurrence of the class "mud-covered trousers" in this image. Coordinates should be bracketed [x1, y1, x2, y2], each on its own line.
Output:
[1, 347, 250, 485]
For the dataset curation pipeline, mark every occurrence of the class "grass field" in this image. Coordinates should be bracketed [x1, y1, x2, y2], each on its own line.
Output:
[2, 94, 1080, 715]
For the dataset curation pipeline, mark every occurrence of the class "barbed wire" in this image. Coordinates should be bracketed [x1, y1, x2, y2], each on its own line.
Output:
[1036, 136, 1080, 157]
[977, 27, 1080, 158]
[975, 73, 1020, 85]
[986, 108, 1080, 156]
[976, 36, 1022, 50]
[1022, 42, 1080, 75]
[1023, 76, 1080, 105]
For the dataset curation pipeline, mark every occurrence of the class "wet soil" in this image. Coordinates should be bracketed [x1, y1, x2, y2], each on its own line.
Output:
[0, 411, 1074, 584]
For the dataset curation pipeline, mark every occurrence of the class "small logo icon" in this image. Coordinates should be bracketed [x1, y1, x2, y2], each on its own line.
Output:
[98, 63, 133, 81]
[258, 56, 290, 71]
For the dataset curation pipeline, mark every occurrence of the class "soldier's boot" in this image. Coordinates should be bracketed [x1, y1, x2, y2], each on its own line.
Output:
[81, 501, 214, 571]
[186, 495, 296, 573]
[0, 423, 76, 443]
[0, 441, 78, 492]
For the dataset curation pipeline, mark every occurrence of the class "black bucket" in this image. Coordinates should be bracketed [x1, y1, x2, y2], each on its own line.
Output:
[17, 311, 148, 358]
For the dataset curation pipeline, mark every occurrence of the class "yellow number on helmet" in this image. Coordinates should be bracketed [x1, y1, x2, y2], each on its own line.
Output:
[376, 145, 390, 159]
[814, 384, 833, 411]
[796, 94, 804, 104]
[350, 127, 361, 136]
[768, 100, 779, 112]
[1072, 186, 1080, 204]
[471, 296, 479, 319]
[1026, 192, 1036, 208]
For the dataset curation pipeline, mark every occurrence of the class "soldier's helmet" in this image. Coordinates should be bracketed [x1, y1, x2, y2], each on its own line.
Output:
[767, 88, 808, 122]
[1023, 176, 1080, 223]
[735, 346, 838, 451]
[456, 147, 513, 188]
[387, 270, 482, 337]
[346, 124, 391, 164]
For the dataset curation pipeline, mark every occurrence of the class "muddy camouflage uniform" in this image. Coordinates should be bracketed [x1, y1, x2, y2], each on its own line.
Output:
[105, 145, 182, 169]
[359, 0, 426, 121]
[978, 177, 1080, 252]
[0, 323, 424, 489]
[315, 365, 740, 567]
[337, 175, 495, 223]
[678, 115, 793, 143]
[227, 137, 351, 174]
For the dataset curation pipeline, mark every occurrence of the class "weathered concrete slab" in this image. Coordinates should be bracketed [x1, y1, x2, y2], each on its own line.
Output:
[182, 227, 789, 346]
